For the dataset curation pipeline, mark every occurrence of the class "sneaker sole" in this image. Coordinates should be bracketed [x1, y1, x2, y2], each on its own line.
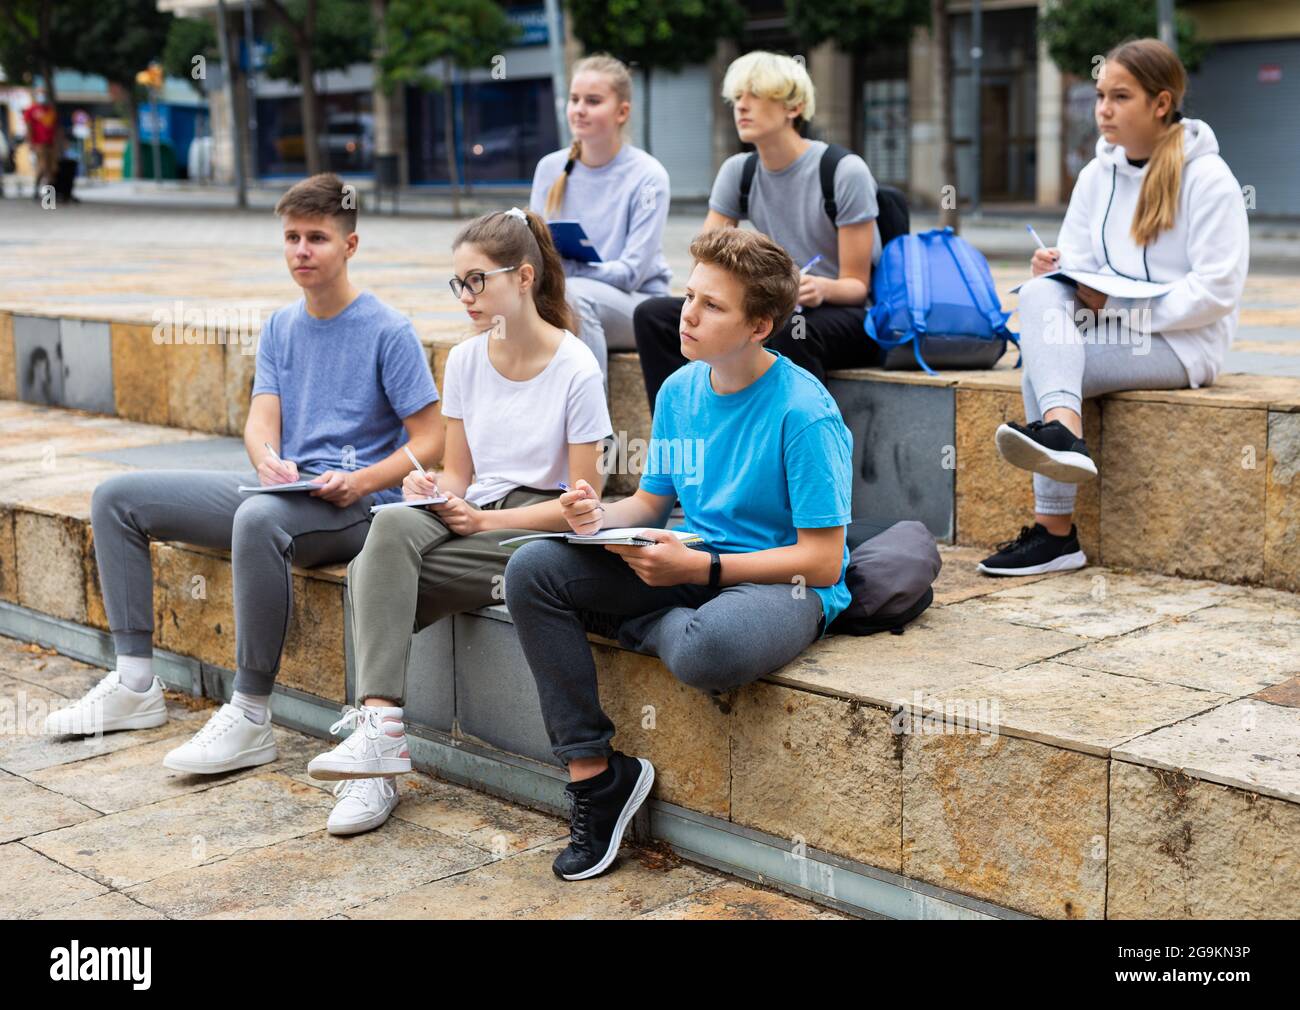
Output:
[978, 550, 1087, 577]
[328, 799, 399, 837]
[560, 758, 655, 882]
[996, 425, 1098, 484]
[307, 755, 413, 781]
[162, 742, 278, 775]
[46, 706, 168, 736]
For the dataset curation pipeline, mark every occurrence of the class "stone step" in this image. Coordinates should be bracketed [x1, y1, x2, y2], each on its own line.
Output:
[4, 308, 1300, 590]
[1, 400, 1298, 919]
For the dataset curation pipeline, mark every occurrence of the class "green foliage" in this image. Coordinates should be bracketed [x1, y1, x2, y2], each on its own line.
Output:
[566, 0, 743, 72]
[786, 0, 929, 54]
[1040, 0, 1209, 78]
[263, 0, 373, 82]
[60, 0, 173, 88]
[163, 15, 219, 96]
[380, 0, 517, 92]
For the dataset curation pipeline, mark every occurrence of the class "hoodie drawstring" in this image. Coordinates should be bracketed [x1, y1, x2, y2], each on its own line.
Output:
[1100, 164, 1153, 282]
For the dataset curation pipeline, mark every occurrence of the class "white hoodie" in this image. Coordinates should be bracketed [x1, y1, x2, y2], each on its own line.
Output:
[1055, 118, 1250, 388]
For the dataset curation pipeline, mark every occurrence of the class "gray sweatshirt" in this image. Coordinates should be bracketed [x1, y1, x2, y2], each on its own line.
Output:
[530, 143, 672, 295]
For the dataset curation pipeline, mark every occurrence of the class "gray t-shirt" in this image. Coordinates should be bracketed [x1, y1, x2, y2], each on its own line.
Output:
[708, 140, 882, 278]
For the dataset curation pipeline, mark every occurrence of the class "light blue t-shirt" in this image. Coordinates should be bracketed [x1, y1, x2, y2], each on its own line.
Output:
[639, 350, 854, 634]
[252, 291, 439, 504]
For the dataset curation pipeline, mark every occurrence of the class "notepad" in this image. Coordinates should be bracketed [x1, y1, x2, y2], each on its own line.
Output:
[548, 220, 602, 263]
[1011, 269, 1175, 300]
[499, 528, 704, 548]
[238, 480, 326, 493]
[369, 496, 448, 513]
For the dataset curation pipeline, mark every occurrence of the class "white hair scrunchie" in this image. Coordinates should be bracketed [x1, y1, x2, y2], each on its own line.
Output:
[504, 206, 528, 222]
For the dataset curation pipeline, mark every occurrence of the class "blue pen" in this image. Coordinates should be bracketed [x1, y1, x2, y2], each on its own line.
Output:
[1026, 224, 1061, 269]
[794, 254, 824, 314]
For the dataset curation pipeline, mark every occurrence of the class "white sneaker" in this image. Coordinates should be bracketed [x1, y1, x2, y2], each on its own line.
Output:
[44, 670, 168, 735]
[308, 706, 412, 781]
[162, 703, 277, 775]
[327, 776, 399, 836]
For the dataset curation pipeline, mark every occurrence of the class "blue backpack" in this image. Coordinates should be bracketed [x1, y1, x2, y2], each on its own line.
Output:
[865, 227, 1018, 375]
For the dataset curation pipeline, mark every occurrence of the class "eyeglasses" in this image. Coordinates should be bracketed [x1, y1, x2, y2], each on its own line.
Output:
[449, 265, 517, 298]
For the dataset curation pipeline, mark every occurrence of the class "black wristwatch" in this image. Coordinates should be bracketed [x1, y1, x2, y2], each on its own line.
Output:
[707, 550, 722, 589]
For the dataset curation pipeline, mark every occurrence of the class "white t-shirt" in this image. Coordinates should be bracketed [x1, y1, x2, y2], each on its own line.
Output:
[440, 330, 613, 506]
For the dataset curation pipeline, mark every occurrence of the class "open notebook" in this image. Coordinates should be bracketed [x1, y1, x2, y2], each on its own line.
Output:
[238, 480, 325, 494]
[1011, 269, 1175, 300]
[370, 497, 448, 513]
[499, 528, 704, 548]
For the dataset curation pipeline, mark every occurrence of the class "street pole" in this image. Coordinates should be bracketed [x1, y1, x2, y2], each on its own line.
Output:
[150, 87, 162, 185]
[215, 0, 247, 208]
[243, 0, 259, 177]
[1157, 0, 1177, 56]
[543, 0, 568, 146]
[970, 0, 982, 217]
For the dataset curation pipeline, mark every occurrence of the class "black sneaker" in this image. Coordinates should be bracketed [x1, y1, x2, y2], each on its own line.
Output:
[977, 523, 1087, 576]
[553, 751, 655, 881]
[995, 420, 1098, 483]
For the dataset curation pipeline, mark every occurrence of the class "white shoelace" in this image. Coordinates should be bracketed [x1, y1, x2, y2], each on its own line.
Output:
[189, 706, 242, 746]
[329, 706, 381, 740]
[333, 777, 395, 806]
[77, 674, 123, 707]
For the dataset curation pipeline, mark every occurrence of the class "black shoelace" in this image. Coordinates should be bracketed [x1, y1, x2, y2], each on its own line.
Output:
[995, 525, 1041, 556]
[567, 789, 594, 854]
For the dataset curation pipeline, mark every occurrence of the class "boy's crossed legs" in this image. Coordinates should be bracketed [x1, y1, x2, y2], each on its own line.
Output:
[504, 536, 823, 879]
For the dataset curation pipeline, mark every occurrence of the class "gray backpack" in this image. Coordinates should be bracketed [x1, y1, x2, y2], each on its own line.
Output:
[827, 521, 941, 636]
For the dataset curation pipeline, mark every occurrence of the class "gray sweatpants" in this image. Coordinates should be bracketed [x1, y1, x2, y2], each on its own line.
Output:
[564, 275, 654, 383]
[348, 486, 560, 705]
[503, 537, 825, 764]
[90, 469, 375, 694]
[1016, 276, 1190, 515]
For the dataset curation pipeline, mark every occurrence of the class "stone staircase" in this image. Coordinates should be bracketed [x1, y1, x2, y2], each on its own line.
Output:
[2, 306, 1299, 920]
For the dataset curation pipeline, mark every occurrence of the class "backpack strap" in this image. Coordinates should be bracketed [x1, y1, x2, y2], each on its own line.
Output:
[738, 152, 758, 219]
[819, 143, 850, 226]
[865, 232, 938, 375]
[941, 229, 1021, 365]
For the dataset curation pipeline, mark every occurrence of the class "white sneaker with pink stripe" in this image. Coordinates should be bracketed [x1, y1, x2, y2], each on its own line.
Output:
[308, 705, 412, 780]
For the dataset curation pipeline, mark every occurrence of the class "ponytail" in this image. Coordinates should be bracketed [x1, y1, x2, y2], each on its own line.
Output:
[521, 209, 574, 332]
[1132, 116, 1184, 246]
[452, 208, 574, 333]
[544, 139, 582, 219]
[1106, 38, 1189, 247]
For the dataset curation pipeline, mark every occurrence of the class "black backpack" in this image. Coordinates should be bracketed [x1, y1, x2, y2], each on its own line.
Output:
[738, 142, 909, 248]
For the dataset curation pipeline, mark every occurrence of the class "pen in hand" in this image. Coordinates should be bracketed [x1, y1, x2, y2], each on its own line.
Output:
[794, 254, 824, 314]
[404, 445, 440, 496]
[1026, 224, 1062, 272]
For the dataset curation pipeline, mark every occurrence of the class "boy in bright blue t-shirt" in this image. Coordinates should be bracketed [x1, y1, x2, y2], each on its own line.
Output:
[505, 227, 853, 882]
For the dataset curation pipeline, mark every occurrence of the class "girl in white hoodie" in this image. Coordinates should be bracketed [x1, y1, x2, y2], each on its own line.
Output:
[979, 37, 1250, 577]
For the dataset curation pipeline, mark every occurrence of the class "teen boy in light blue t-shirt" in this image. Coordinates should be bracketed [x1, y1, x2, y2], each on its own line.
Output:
[505, 227, 852, 883]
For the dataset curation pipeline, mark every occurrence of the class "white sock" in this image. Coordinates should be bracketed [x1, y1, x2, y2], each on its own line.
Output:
[231, 691, 271, 725]
[116, 655, 154, 693]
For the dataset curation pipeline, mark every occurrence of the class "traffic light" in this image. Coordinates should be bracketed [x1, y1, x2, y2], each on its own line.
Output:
[135, 62, 164, 90]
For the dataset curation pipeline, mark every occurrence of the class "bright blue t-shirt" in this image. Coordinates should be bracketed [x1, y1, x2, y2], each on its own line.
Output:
[639, 350, 854, 634]
[252, 291, 439, 504]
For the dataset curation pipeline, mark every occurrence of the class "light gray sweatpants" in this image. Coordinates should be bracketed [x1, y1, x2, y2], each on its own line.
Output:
[90, 469, 375, 694]
[1016, 275, 1191, 515]
[565, 275, 654, 383]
